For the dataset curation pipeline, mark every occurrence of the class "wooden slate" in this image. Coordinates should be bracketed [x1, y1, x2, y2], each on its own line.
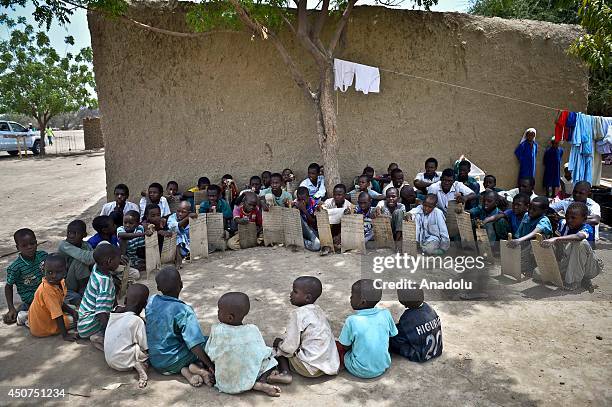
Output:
[500, 238, 521, 281]
[531, 234, 564, 287]
[457, 210, 476, 251]
[283, 207, 304, 248]
[341, 214, 365, 253]
[145, 231, 161, 278]
[475, 226, 493, 261]
[446, 201, 460, 238]
[206, 212, 226, 252]
[189, 216, 209, 260]
[262, 206, 284, 246]
[238, 222, 258, 249]
[372, 216, 394, 249]
[402, 218, 419, 256]
[119, 263, 130, 299]
[161, 234, 177, 264]
[167, 195, 181, 214]
[316, 211, 335, 250]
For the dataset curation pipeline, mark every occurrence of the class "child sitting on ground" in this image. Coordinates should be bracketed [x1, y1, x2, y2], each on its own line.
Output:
[100, 183, 140, 216]
[198, 184, 232, 221]
[351, 192, 376, 242]
[469, 190, 510, 242]
[389, 289, 442, 362]
[349, 174, 384, 204]
[375, 187, 406, 241]
[220, 174, 239, 207]
[407, 194, 450, 255]
[337, 279, 398, 379]
[542, 202, 603, 291]
[139, 183, 171, 220]
[261, 171, 272, 189]
[506, 196, 553, 277]
[299, 163, 326, 201]
[26, 254, 78, 340]
[382, 168, 410, 194]
[414, 157, 441, 195]
[502, 177, 537, 204]
[168, 201, 197, 261]
[481, 193, 530, 238]
[238, 176, 262, 198]
[142, 204, 174, 252]
[205, 292, 282, 397]
[166, 181, 180, 198]
[482, 175, 503, 193]
[273, 276, 339, 381]
[117, 210, 146, 270]
[259, 173, 293, 208]
[320, 184, 353, 245]
[78, 243, 122, 350]
[104, 283, 150, 388]
[88, 215, 119, 249]
[282, 168, 296, 194]
[294, 187, 321, 252]
[3, 229, 46, 325]
[145, 265, 215, 387]
[182, 177, 211, 208]
[363, 166, 382, 193]
[455, 160, 480, 195]
[58, 220, 94, 306]
[400, 185, 419, 208]
[227, 192, 263, 251]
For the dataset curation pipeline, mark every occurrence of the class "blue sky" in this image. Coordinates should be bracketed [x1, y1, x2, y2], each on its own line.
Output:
[2, 0, 470, 51]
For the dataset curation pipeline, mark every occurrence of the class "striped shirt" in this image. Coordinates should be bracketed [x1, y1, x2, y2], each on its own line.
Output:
[117, 225, 145, 260]
[77, 266, 116, 337]
[6, 251, 47, 305]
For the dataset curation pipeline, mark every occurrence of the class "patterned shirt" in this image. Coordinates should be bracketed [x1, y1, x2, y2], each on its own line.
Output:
[77, 266, 116, 338]
[117, 225, 145, 259]
[232, 205, 263, 226]
[6, 251, 47, 305]
[516, 213, 553, 239]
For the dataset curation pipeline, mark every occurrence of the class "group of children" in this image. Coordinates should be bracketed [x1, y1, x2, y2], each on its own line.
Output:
[2, 226, 443, 393]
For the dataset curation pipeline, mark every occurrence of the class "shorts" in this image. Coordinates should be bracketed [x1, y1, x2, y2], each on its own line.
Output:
[288, 356, 324, 378]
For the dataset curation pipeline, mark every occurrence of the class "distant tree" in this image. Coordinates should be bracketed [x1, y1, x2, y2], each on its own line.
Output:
[0, 16, 97, 154]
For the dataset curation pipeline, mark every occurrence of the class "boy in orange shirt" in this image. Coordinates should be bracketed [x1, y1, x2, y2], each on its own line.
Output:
[28, 254, 78, 341]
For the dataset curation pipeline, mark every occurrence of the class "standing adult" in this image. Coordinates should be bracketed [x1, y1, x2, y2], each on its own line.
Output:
[515, 128, 538, 181]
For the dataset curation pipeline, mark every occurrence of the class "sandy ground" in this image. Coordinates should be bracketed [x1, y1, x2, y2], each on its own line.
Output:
[0, 153, 610, 406]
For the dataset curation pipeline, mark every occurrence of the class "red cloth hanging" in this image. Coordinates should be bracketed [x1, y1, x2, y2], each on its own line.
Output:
[554, 110, 569, 142]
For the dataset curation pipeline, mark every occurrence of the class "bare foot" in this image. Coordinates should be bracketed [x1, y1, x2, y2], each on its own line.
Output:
[253, 382, 281, 397]
[134, 362, 148, 388]
[180, 367, 203, 387]
[267, 370, 292, 384]
[90, 333, 105, 351]
[188, 364, 214, 387]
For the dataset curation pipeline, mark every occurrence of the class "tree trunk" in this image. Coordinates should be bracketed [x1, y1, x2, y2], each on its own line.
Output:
[37, 121, 46, 155]
[315, 63, 341, 194]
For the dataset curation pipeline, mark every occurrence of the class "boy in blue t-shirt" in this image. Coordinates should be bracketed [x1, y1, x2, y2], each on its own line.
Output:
[88, 215, 119, 249]
[390, 289, 442, 362]
[337, 279, 398, 379]
[482, 193, 530, 238]
[542, 202, 602, 291]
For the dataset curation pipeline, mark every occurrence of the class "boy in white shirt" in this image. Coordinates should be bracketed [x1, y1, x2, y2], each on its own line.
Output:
[299, 163, 326, 201]
[427, 169, 477, 213]
[100, 184, 139, 216]
[139, 182, 171, 220]
[414, 157, 441, 195]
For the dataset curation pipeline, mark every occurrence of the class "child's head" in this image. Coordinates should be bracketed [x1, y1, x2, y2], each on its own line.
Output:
[123, 210, 141, 232]
[43, 253, 67, 286]
[423, 194, 438, 215]
[333, 184, 347, 206]
[350, 279, 382, 310]
[261, 171, 272, 188]
[518, 177, 535, 195]
[197, 177, 211, 190]
[512, 193, 530, 217]
[363, 166, 375, 179]
[550, 139, 559, 148]
[282, 168, 294, 183]
[66, 220, 87, 246]
[206, 185, 221, 204]
[385, 187, 399, 209]
[357, 174, 370, 191]
[14, 228, 37, 259]
[93, 243, 121, 273]
[357, 191, 372, 212]
[387, 162, 399, 174]
[483, 175, 496, 190]
[290, 276, 322, 306]
[481, 190, 498, 212]
[148, 183, 164, 204]
[457, 160, 471, 180]
[176, 201, 192, 221]
[572, 181, 591, 203]
[155, 265, 182, 297]
[390, 168, 404, 187]
[563, 163, 572, 180]
[242, 192, 258, 212]
[425, 157, 438, 174]
[222, 174, 233, 183]
[307, 163, 321, 183]
[217, 292, 250, 326]
[400, 185, 417, 206]
[566, 202, 588, 230]
[440, 168, 455, 192]
[92, 215, 116, 238]
[125, 283, 149, 316]
[270, 173, 283, 193]
[249, 176, 262, 193]
[143, 204, 162, 226]
[166, 181, 179, 196]
[114, 183, 130, 205]
[528, 196, 549, 219]
[397, 288, 424, 309]
[296, 186, 310, 201]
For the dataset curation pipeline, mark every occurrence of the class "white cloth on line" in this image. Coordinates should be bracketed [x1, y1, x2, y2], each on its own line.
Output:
[334, 59, 355, 92]
[334, 58, 380, 94]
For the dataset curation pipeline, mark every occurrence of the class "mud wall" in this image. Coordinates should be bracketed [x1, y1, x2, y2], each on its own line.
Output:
[88, 5, 587, 198]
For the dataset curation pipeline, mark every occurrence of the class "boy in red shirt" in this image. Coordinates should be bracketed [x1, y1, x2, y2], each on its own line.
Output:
[227, 192, 263, 250]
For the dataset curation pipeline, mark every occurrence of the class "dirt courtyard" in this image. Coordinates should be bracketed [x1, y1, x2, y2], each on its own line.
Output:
[0, 153, 610, 406]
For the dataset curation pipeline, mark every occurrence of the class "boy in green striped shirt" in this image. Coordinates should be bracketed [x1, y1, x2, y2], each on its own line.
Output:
[3, 229, 47, 325]
[77, 243, 121, 350]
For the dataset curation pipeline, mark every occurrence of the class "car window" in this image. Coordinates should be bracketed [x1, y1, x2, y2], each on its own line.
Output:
[0, 122, 9, 131]
[10, 123, 27, 132]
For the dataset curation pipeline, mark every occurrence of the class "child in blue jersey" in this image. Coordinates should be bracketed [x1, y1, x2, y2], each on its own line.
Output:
[389, 289, 442, 362]
[117, 210, 146, 271]
[481, 193, 530, 238]
[469, 190, 510, 242]
[337, 279, 397, 379]
[88, 216, 119, 249]
[542, 202, 602, 291]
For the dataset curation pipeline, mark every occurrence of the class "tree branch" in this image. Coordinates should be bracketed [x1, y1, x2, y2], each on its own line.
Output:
[295, 0, 327, 64]
[328, 0, 357, 53]
[312, 0, 329, 44]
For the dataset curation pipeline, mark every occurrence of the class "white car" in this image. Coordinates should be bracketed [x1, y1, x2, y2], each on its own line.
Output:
[0, 121, 41, 155]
